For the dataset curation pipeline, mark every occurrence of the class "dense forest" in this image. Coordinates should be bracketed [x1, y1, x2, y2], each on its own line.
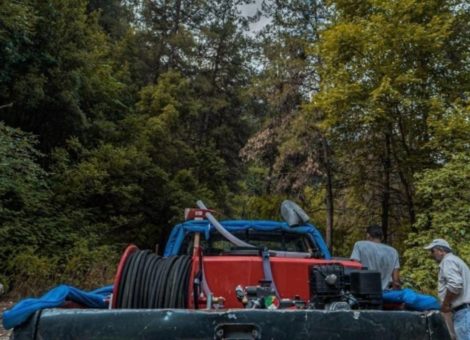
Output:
[0, 0, 468, 296]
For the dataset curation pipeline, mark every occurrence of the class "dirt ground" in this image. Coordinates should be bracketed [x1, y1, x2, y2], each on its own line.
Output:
[0, 300, 14, 339]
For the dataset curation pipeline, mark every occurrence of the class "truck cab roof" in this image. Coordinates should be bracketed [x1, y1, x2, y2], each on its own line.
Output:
[164, 219, 331, 259]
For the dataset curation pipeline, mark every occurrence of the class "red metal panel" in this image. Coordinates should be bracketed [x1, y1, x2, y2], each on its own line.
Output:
[199, 256, 362, 308]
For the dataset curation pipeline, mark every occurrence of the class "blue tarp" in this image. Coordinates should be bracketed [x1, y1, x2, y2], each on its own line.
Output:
[383, 288, 440, 311]
[164, 219, 332, 259]
[2, 284, 112, 330]
[2, 281, 439, 330]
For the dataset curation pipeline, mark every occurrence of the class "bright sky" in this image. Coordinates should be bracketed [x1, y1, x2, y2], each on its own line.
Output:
[239, 0, 272, 33]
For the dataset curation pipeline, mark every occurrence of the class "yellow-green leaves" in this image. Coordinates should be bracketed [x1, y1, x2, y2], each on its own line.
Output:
[403, 153, 470, 291]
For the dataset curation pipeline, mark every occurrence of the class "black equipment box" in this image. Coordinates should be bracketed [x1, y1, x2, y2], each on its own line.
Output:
[310, 264, 345, 297]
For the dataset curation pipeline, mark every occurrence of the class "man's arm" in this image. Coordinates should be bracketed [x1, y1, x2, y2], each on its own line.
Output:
[390, 250, 401, 289]
[441, 260, 463, 312]
[441, 290, 458, 313]
[350, 242, 360, 261]
[392, 269, 401, 289]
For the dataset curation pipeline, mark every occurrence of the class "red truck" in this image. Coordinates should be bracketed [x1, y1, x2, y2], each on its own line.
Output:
[13, 201, 451, 339]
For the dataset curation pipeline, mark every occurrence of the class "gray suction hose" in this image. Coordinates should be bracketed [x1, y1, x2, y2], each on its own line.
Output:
[196, 200, 280, 298]
[196, 200, 254, 248]
[195, 201, 310, 259]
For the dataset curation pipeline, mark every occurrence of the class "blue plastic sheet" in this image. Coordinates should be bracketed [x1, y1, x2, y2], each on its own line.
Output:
[2, 284, 112, 329]
[2, 285, 439, 330]
[383, 288, 441, 311]
[164, 219, 331, 259]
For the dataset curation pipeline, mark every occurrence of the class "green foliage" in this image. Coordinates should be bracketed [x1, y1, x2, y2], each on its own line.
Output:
[0, 0, 127, 151]
[87, 0, 133, 39]
[8, 248, 59, 297]
[241, 0, 469, 258]
[0, 123, 120, 295]
[403, 152, 470, 293]
[0, 123, 48, 219]
[1, 0, 257, 297]
[0, 1, 35, 93]
[45, 69, 248, 252]
[0, 123, 50, 266]
[1, 0, 469, 299]
[303, 0, 469, 250]
[232, 194, 285, 220]
[231, 165, 286, 220]
[62, 241, 119, 290]
[8, 242, 118, 297]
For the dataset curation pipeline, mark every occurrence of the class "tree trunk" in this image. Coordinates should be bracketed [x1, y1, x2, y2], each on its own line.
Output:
[168, 0, 182, 68]
[392, 113, 416, 228]
[322, 137, 334, 251]
[381, 126, 392, 242]
[398, 169, 416, 225]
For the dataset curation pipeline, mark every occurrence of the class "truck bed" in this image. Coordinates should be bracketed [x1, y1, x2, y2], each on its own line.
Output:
[13, 308, 451, 340]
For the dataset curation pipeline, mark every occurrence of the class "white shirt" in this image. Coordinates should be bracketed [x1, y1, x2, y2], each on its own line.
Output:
[438, 253, 470, 308]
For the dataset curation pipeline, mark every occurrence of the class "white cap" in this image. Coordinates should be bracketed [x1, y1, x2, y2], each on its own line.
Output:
[424, 239, 452, 250]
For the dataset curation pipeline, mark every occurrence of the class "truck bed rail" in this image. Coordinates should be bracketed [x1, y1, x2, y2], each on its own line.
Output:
[13, 308, 451, 340]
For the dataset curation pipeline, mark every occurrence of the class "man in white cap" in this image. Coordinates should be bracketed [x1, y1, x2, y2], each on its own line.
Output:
[425, 238, 470, 339]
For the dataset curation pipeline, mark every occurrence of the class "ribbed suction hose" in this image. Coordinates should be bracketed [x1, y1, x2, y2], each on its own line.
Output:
[196, 200, 254, 248]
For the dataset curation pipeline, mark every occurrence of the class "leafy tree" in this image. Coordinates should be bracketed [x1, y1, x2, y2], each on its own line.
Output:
[0, 0, 126, 151]
[0, 123, 49, 247]
[51, 71, 226, 250]
[240, 0, 336, 245]
[113, 0, 256, 202]
[87, 0, 133, 39]
[3, 0, 467, 298]
[308, 0, 469, 253]
[403, 152, 470, 292]
[0, 1, 36, 110]
[0, 123, 120, 294]
[0, 123, 50, 266]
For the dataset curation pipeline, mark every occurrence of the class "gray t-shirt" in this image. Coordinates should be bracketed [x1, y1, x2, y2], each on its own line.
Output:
[350, 240, 400, 290]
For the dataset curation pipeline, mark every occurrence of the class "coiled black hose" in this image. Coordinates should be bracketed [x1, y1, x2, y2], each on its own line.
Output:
[115, 250, 191, 309]
[167, 256, 191, 308]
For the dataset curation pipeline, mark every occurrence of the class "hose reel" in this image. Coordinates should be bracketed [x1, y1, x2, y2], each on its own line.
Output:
[113, 246, 191, 309]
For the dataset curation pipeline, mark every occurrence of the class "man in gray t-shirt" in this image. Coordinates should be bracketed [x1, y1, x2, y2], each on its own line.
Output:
[350, 225, 401, 290]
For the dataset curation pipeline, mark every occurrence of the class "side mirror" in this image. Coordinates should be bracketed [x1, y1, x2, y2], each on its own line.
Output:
[280, 200, 310, 227]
